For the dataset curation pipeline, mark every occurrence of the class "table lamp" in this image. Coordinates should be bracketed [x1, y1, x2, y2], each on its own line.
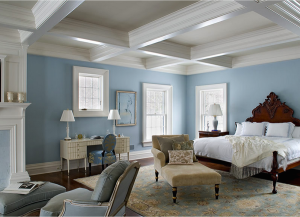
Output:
[208, 104, 222, 131]
[60, 109, 75, 140]
[108, 109, 121, 136]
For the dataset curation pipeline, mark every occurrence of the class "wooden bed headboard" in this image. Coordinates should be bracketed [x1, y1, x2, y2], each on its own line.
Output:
[245, 92, 300, 126]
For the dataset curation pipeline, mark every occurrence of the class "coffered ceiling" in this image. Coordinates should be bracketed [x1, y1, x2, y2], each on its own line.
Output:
[1, 0, 300, 75]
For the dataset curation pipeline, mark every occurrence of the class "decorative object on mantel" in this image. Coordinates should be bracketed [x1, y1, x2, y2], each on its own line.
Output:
[7, 92, 13, 102]
[18, 92, 25, 103]
[60, 109, 75, 141]
[78, 134, 83, 139]
[116, 91, 137, 126]
[108, 109, 121, 136]
[208, 103, 222, 131]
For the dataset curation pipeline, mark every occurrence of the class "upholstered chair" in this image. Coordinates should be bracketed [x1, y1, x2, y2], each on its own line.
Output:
[88, 134, 117, 175]
[40, 161, 140, 217]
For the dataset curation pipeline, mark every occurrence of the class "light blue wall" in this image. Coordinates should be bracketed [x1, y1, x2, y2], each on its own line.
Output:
[187, 59, 300, 139]
[26, 55, 187, 164]
[0, 130, 10, 190]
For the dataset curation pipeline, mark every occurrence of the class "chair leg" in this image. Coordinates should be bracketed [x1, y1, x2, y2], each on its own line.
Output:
[102, 164, 104, 172]
[215, 184, 219, 199]
[172, 187, 177, 203]
[89, 163, 91, 176]
[155, 170, 159, 182]
[106, 164, 108, 168]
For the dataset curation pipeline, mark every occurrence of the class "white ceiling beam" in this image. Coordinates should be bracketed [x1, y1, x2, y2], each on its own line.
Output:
[199, 56, 233, 68]
[0, 3, 36, 31]
[23, 0, 84, 46]
[191, 25, 300, 60]
[129, 1, 250, 49]
[186, 64, 226, 75]
[49, 18, 129, 48]
[237, 0, 300, 36]
[145, 56, 184, 69]
[90, 45, 128, 62]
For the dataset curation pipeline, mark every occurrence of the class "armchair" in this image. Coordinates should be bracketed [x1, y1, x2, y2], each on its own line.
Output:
[40, 161, 140, 217]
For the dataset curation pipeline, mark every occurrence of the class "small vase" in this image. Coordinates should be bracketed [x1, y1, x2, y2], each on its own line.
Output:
[7, 92, 13, 102]
[18, 92, 25, 103]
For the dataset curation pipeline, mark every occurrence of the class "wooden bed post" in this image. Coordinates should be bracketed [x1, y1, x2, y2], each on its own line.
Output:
[271, 151, 278, 194]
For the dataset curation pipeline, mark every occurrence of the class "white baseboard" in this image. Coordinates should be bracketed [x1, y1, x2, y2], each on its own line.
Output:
[26, 149, 152, 176]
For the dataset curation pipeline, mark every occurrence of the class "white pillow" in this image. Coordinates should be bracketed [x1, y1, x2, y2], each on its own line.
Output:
[287, 122, 295, 138]
[292, 126, 300, 138]
[234, 123, 242, 136]
[241, 122, 266, 136]
[266, 123, 290, 137]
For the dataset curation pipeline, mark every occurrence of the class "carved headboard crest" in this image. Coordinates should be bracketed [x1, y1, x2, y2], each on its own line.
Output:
[246, 92, 300, 126]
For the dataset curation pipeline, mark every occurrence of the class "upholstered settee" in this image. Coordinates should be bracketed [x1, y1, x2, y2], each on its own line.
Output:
[151, 135, 221, 203]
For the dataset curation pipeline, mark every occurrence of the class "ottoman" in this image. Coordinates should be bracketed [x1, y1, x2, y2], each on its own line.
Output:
[0, 182, 66, 216]
[160, 162, 222, 203]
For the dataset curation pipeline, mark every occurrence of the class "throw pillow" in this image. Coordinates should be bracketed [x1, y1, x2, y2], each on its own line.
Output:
[172, 140, 197, 162]
[91, 160, 130, 202]
[168, 150, 193, 165]
[157, 135, 185, 162]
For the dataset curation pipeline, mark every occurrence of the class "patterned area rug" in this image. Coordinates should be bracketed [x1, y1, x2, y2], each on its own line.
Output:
[75, 165, 300, 216]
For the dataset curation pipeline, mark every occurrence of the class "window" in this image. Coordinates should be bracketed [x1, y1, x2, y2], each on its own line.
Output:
[195, 83, 227, 138]
[73, 66, 109, 117]
[143, 83, 172, 145]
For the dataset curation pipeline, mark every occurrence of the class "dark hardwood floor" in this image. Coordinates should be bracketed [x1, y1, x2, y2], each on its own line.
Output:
[28, 157, 300, 216]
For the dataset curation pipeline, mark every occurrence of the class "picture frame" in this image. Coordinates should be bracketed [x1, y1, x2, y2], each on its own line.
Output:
[116, 91, 137, 126]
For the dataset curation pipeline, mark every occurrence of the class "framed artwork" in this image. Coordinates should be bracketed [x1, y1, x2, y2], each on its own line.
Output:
[116, 91, 137, 126]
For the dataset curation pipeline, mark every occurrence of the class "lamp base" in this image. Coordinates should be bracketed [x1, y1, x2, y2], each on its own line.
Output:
[213, 116, 218, 131]
[64, 137, 71, 141]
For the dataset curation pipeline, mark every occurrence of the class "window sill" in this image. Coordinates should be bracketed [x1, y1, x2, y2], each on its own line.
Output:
[142, 141, 152, 147]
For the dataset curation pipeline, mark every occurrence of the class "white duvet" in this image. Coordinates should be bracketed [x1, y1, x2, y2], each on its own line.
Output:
[194, 136, 300, 172]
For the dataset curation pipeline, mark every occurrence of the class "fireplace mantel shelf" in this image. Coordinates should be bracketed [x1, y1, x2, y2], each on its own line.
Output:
[0, 102, 31, 109]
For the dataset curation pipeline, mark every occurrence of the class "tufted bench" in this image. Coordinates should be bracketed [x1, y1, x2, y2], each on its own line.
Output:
[0, 182, 66, 216]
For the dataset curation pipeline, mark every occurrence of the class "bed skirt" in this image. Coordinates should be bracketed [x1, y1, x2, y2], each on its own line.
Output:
[230, 164, 263, 179]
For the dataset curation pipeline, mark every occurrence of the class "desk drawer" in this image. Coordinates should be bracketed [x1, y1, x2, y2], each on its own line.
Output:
[115, 138, 130, 154]
[68, 152, 86, 159]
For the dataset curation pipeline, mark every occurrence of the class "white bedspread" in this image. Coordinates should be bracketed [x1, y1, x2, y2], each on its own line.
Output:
[194, 136, 300, 172]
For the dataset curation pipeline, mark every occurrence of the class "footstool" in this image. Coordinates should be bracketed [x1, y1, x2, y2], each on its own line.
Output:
[0, 182, 66, 216]
[158, 162, 221, 203]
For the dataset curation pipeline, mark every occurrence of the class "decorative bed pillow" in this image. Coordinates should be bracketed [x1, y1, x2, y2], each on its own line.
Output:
[234, 123, 242, 136]
[168, 150, 193, 165]
[265, 123, 290, 137]
[157, 135, 185, 162]
[172, 140, 197, 162]
[241, 122, 266, 136]
[292, 126, 300, 138]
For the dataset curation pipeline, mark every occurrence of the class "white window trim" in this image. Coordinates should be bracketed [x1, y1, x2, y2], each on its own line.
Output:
[195, 83, 227, 139]
[143, 83, 173, 146]
[73, 66, 109, 117]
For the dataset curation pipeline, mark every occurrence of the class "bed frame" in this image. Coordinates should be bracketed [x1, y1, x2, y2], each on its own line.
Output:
[245, 92, 300, 194]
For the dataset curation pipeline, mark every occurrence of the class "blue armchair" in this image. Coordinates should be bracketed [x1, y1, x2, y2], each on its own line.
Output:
[88, 134, 117, 175]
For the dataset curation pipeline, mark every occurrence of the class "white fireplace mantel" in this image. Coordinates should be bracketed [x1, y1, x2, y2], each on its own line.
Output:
[0, 102, 31, 183]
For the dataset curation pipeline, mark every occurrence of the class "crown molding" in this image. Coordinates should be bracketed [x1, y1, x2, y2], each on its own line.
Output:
[90, 45, 127, 62]
[0, 3, 36, 31]
[100, 55, 146, 70]
[145, 56, 183, 69]
[18, 30, 33, 43]
[186, 64, 225, 75]
[28, 42, 90, 62]
[49, 18, 129, 48]
[129, 1, 247, 48]
[0, 27, 21, 44]
[191, 25, 300, 60]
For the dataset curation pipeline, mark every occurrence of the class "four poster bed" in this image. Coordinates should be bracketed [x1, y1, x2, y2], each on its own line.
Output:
[194, 92, 300, 194]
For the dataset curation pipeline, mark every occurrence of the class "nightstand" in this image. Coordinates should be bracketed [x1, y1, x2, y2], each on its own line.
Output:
[199, 131, 229, 138]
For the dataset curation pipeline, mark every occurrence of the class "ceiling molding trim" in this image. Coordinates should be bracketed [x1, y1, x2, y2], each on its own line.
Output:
[145, 56, 184, 69]
[191, 25, 300, 60]
[100, 55, 146, 70]
[28, 42, 90, 62]
[129, 1, 247, 48]
[232, 44, 300, 68]
[0, 27, 21, 44]
[49, 18, 129, 48]
[186, 64, 225, 75]
[24, 0, 84, 46]
[139, 41, 190, 59]
[0, 3, 36, 31]
[89, 45, 127, 62]
[154, 64, 187, 75]
[18, 30, 33, 43]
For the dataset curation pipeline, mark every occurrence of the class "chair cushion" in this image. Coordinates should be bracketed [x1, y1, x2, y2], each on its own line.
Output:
[157, 135, 185, 162]
[40, 188, 93, 217]
[91, 160, 130, 202]
[89, 150, 103, 164]
[161, 162, 221, 187]
[172, 140, 198, 162]
[0, 182, 65, 215]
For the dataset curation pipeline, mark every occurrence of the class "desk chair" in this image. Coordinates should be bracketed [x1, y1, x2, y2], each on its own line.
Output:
[88, 134, 117, 175]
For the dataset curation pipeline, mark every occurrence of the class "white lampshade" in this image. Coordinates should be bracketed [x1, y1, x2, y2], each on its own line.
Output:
[208, 104, 223, 116]
[60, 110, 75, 122]
[108, 109, 121, 120]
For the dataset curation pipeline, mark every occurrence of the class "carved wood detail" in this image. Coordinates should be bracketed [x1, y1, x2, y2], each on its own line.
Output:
[246, 92, 300, 126]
